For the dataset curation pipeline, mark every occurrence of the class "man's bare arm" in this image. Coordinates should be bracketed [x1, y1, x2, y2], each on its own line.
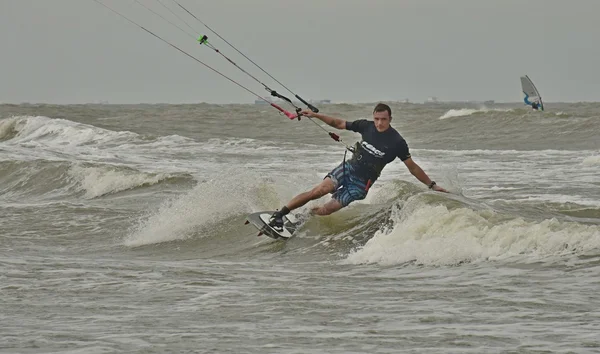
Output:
[301, 110, 346, 130]
[403, 158, 448, 192]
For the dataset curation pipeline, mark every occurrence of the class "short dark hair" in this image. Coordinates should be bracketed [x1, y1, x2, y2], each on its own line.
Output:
[373, 103, 392, 118]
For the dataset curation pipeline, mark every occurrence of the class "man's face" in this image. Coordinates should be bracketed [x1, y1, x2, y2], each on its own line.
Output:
[373, 110, 391, 132]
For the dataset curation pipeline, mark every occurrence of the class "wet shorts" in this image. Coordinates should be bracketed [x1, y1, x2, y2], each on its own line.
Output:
[325, 162, 371, 207]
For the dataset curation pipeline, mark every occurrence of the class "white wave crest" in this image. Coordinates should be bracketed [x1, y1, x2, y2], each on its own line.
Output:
[439, 108, 512, 120]
[582, 155, 600, 166]
[345, 197, 600, 266]
[1, 115, 138, 146]
[69, 165, 173, 198]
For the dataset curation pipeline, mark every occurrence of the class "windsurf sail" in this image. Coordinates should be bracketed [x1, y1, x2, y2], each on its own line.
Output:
[520, 75, 544, 111]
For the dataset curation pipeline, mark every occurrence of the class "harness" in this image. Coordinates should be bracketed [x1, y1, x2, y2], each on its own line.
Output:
[346, 142, 387, 181]
[337, 142, 384, 200]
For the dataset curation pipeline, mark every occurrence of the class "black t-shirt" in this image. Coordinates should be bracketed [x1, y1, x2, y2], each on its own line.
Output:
[345, 119, 411, 181]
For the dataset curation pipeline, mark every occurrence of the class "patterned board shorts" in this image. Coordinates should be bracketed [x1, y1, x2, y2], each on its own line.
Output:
[325, 162, 371, 207]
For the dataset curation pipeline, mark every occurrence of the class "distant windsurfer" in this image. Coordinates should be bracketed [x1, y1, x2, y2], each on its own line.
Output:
[268, 103, 448, 232]
[521, 75, 544, 111]
[524, 93, 540, 110]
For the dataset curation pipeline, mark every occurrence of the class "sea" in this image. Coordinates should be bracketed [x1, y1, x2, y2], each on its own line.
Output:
[1, 102, 599, 353]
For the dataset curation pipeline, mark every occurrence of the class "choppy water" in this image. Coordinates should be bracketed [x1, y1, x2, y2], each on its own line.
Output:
[1, 102, 599, 353]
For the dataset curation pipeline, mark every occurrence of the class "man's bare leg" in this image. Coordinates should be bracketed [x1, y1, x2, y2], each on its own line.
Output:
[310, 198, 344, 216]
[284, 178, 336, 211]
[270, 178, 337, 230]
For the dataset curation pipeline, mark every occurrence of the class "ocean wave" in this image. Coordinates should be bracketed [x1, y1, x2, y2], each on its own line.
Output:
[344, 194, 600, 266]
[68, 165, 188, 199]
[0, 115, 138, 146]
[0, 160, 192, 201]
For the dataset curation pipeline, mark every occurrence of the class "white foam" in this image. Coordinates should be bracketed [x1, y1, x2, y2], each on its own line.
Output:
[582, 155, 600, 166]
[490, 186, 521, 191]
[0, 117, 18, 139]
[510, 195, 600, 208]
[413, 149, 587, 160]
[344, 197, 600, 266]
[123, 168, 299, 246]
[439, 108, 480, 120]
[124, 183, 243, 246]
[438, 108, 513, 120]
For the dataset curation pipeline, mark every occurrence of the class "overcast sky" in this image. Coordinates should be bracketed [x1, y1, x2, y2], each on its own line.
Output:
[1, 0, 599, 104]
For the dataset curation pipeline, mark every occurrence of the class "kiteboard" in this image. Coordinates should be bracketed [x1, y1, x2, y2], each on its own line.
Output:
[245, 211, 299, 240]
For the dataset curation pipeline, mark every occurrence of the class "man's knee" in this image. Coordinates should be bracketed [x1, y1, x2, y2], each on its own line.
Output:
[308, 181, 335, 199]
